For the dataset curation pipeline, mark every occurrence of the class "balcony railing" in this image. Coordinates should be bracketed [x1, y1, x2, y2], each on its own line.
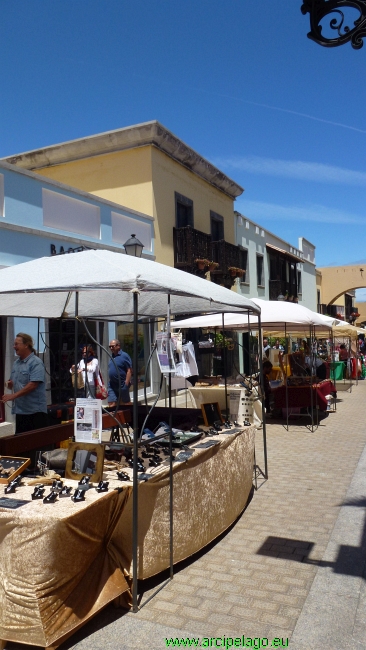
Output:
[269, 280, 298, 301]
[173, 226, 212, 271]
[173, 227, 246, 288]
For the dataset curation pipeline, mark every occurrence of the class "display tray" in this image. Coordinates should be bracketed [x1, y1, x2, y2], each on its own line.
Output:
[159, 431, 203, 448]
[0, 456, 31, 485]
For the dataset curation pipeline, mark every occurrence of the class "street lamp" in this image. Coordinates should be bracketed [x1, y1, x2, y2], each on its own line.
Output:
[301, 1, 366, 49]
[123, 234, 144, 258]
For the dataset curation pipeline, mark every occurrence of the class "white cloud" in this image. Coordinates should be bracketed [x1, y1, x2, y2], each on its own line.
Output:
[214, 155, 366, 187]
[236, 199, 364, 225]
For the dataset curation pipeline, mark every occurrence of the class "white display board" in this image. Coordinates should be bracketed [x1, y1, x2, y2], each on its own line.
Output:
[74, 398, 102, 443]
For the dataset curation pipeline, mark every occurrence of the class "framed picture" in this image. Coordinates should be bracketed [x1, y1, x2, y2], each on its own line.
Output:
[201, 402, 223, 427]
[0, 456, 31, 485]
[65, 442, 104, 483]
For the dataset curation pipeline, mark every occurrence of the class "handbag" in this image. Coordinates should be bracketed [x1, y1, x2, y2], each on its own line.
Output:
[71, 370, 84, 389]
[95, 371, 108, 400]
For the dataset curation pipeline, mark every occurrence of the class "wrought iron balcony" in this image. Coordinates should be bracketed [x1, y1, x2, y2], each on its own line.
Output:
[269, 280, 298, 301]
[173, 226, 212, 273]
[173, 227, 246, 287]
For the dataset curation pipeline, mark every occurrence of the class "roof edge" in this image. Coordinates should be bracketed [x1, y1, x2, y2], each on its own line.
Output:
[2, 121, 244, 200]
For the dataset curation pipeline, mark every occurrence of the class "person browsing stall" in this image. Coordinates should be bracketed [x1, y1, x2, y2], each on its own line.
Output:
[70, 344, 101, 398]
[108, 339, 132, 407]
[1, 333, 48, 434]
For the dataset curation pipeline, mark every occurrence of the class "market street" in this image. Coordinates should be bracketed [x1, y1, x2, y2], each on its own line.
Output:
[6, 379, 361, 650]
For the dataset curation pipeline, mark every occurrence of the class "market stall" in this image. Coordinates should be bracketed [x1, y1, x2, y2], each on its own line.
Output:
[0, 249, 260, 647]
[173, 300, 337, 431]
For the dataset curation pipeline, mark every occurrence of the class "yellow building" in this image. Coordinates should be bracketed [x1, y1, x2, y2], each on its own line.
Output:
[5, 121, 243, 268]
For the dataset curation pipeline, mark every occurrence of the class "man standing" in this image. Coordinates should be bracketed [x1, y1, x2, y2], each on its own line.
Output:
[1, 333, 48, 434]
[263, 337, 271, 358]
[108, 339, 132, 408]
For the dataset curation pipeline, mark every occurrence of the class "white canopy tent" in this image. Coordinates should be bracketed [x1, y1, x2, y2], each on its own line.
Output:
[172, 298, 336, 330]
[0, 249, 261, 611]
[0, 249, 260, 319]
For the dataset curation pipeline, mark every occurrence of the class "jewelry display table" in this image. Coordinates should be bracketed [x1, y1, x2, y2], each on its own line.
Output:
[0, 426, 255, 649]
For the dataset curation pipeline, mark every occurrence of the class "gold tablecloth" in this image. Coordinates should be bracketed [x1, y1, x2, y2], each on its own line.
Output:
[0, 484, 131, 649]
[115, 426, 255, 579]
[0, 427, 255, 648]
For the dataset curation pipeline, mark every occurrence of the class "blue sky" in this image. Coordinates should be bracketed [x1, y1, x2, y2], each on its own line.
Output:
[1, 2, 366, 295]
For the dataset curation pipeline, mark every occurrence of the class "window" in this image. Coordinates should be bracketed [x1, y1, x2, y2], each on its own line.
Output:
[256, 255, 264, 286]
[297, 270, 302, 294]
[175, 192, 193, 228]
[269, 255, 277, 281]
[239, 247, 248, 279]
[210, 211, 224, 241]
[43, 189, 100, 239]
[112, 212, 152, 251]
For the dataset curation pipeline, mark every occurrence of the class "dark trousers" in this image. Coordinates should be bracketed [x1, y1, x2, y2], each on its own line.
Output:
[15, 412, 49, 435]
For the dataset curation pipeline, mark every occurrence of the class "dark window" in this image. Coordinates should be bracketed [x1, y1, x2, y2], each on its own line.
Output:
[269, 255, 277, 281]
[297, 270, 302, 294]
[175, 192, 193, 229]
[239, 247, 248, 276]
[256, 255, 264, 286]
[210, 211, 224, 241]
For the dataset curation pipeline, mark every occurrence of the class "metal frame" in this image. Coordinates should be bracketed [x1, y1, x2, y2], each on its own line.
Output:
[301, 0, 366, 49]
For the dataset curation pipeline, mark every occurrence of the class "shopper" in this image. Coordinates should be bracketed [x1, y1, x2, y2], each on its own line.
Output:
[1, 333, 48, 434]
[108, 339, 132, 407]
[70, 345, 101, 397]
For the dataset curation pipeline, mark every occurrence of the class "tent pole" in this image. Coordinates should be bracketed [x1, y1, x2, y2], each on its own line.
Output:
[167, 295, 174, 580]
[222, 313, 228, 418]
[74, 293, 78, 403]
[132, 290, 139, 612]
[285, 323, 289, 432]
[258, 313, 268, 479]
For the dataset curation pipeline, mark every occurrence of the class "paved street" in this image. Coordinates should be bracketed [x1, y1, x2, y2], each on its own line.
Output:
[8, 380, 366, 650]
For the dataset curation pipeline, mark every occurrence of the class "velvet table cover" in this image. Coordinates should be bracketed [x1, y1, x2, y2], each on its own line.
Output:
[113, 426, 255, 580]
[0, 427, 255, 648]
[0, 484, 131, 649]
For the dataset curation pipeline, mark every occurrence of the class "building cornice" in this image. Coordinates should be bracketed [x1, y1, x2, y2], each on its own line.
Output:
[2, 121, 244, 200]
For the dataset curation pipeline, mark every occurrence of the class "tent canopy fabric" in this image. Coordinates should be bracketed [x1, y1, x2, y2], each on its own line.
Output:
[172, 298, 335, 330]
[0, 250, 259, 319]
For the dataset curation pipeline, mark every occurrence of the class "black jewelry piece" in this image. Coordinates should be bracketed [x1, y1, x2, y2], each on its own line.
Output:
[72, 488, 86, 502]
[78, 476, 90, 486]
[244, 420, 251, 426]
[117, 471, 130, 481]
[96, 480, 109, 493]
[31, 485, 45, 500]
[51, 480, 64, 493]
[5, 476, 22, 494]
[43, 491, 58, 504]
[59, 486, 73, 498]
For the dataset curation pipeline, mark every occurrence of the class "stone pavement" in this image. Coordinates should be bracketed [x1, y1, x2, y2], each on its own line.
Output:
[8, 381, 366, 649]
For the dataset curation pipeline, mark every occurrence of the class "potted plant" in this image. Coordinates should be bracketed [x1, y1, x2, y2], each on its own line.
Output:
[228, 266, 238, 277]
[207, 261, 219, 271]
[195, 258, 209, 270]
[236, 268, 245, 278]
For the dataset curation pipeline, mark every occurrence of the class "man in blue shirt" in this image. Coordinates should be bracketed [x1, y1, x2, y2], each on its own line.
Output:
[108, 339, 132, 407]
[1, 333, 48, 434]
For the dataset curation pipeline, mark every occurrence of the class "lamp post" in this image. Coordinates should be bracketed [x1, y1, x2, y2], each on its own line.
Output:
[123, 234, 144, 258]
[301, 0, 366, 49]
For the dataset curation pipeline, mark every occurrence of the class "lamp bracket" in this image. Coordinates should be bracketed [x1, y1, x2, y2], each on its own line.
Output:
[301, 0, 366, 49]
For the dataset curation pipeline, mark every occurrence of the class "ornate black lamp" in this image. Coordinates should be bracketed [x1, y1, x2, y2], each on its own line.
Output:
[123, 234, 144, 258]
[301, 0, 366, 49]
